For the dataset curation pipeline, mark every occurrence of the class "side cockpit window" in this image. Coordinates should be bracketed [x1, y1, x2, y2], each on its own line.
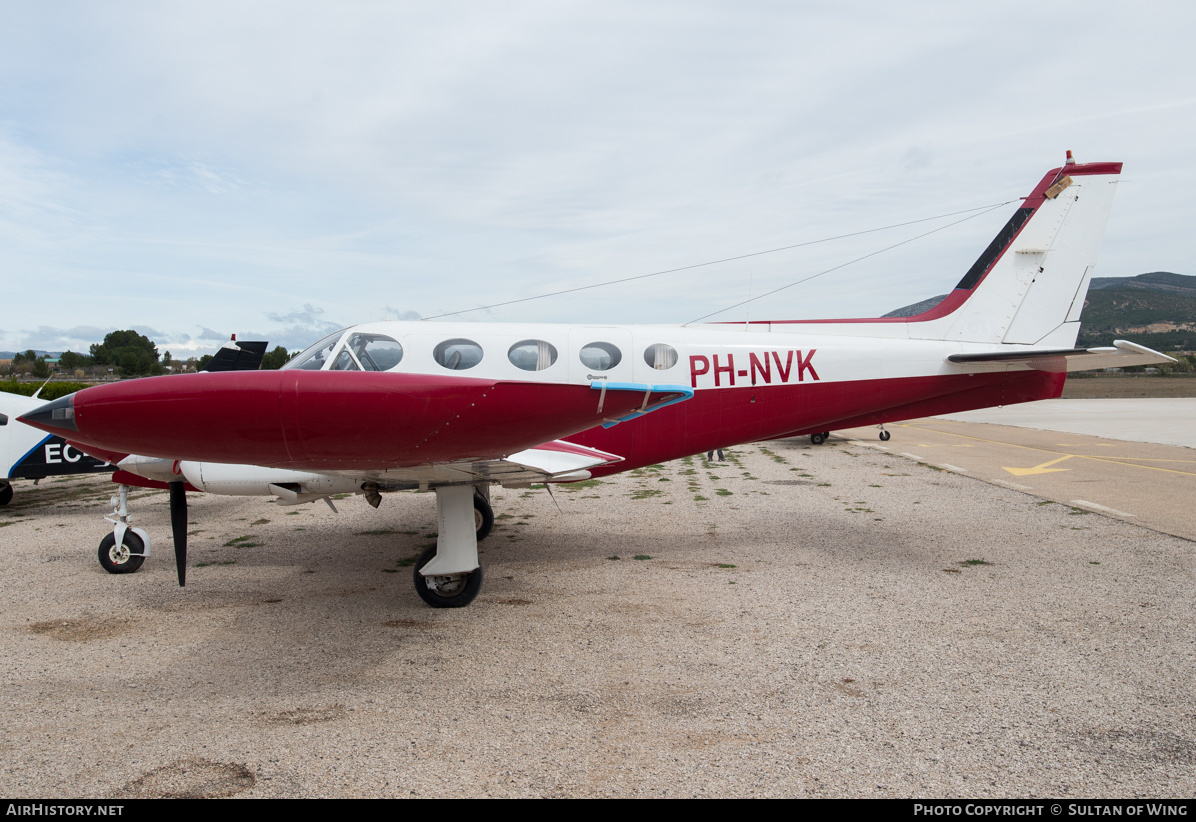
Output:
[349, 334, 404, 371]
[331, 334, 405, 372]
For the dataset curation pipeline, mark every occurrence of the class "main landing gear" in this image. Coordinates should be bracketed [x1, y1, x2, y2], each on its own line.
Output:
[0, 480, 13, 506]
[809, 428, 890, 444]
[414, 485, 491, 608]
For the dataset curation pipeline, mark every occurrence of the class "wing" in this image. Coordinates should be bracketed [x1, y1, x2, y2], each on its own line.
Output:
[317, 439, 624, 493]
[114, 439, 623, 502]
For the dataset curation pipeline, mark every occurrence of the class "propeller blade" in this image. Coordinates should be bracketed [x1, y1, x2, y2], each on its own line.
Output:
[169, 481, 187, 586]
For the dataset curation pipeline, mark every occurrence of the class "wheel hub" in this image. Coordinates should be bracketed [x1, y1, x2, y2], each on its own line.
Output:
[109, 543, 131, 564]
[424, 573, 469, 596]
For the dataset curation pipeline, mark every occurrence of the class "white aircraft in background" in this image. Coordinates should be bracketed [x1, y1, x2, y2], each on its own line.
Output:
[0, 339, 269, 507]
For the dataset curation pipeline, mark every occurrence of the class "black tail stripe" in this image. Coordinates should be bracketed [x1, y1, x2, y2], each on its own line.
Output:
[955, 206, 1035, 291]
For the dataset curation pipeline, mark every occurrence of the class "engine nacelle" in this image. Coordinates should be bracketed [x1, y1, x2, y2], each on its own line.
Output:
[178, 461, 361, 497]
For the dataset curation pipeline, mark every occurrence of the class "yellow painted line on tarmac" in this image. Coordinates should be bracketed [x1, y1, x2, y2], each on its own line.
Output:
[1003, 455, 1074, 476]
[897, 422, 1196, 478]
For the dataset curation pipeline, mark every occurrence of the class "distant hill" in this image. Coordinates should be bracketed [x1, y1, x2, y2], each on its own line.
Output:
[882, 295, 948, 318]
[883, 272, 1196, 350]
[0, 350, 55, 360]
[1088, 271, 1196, 295]
[1076, 272, 1196, 348]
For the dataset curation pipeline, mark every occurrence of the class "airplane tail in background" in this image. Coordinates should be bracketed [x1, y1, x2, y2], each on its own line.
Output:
[907, 154, 1122, 346]
[201, 339, 268, 372]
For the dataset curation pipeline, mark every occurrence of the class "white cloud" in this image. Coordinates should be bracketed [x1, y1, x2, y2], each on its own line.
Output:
[0, 0, 1193, 346]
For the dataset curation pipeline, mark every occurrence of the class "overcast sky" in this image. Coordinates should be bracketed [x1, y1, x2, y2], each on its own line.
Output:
[2, 1, 1194, 356]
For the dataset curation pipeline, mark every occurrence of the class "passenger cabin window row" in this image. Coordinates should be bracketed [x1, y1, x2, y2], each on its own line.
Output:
[285, 333, 679, 374]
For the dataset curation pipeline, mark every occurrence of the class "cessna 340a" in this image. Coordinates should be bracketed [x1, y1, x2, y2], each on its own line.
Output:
[20, 155, 1175, 607]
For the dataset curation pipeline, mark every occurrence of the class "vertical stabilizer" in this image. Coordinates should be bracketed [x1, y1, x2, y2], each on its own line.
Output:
[910, 156, 1122, 345]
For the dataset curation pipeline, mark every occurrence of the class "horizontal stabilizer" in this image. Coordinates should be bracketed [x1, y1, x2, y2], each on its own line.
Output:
[948, 340, 1177, 373]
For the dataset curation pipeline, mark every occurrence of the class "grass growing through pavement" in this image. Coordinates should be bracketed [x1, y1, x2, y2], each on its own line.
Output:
[223, 535, 261, 548]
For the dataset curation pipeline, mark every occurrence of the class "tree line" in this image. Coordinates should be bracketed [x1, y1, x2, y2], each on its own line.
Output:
[4, 330, 295, 379]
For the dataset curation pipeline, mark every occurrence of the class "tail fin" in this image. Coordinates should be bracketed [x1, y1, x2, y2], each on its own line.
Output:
[911, 155, 1122, 345]
[200, 339, 269, 372]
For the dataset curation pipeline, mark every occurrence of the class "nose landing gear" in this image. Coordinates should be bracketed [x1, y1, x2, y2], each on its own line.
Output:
[98, 484, 151, 575]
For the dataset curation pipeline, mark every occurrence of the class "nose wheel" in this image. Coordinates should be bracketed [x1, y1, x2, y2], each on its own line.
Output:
[98, 484, 151, 575]
[98, 531, 146, 574]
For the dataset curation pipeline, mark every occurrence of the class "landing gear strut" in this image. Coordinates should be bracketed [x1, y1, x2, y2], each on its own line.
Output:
[99, 484, 151, 575]
[414, 485, 485, 608]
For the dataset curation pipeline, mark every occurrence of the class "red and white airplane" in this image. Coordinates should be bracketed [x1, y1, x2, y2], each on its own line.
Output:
[20, 155, 1174, 607]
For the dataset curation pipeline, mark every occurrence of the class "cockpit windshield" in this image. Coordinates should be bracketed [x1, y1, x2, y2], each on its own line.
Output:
[281, 330, 346, 371]
[281, 329, 405, 372]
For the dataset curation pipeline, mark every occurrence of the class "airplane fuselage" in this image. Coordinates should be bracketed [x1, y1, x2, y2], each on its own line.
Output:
[30, 319, 1063, 476]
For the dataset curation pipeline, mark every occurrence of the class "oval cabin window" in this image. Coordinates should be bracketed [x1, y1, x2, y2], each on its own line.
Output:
[433, 339, 484, 370]
[643, 343, 678, 370]
[508, 340, 558, 371]
[578, 341, 622, 371]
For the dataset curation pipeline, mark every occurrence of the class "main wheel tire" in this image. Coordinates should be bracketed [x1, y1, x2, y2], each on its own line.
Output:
[412, 545, 483, 608]
[474, 492, 494, 542]
[98, 532, 146, 574]
[879, 429, 891, 442]
[810, 433, 826, 445]
[0, 482, 12, 506]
